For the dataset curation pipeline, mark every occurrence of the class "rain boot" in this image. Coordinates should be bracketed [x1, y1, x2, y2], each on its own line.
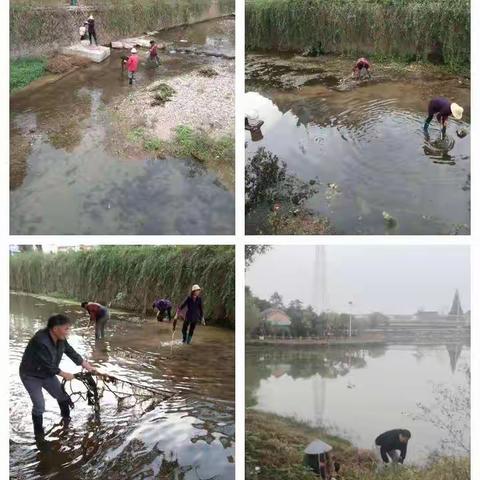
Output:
[187, 335, 193, 344]
[32, 414, 44, 438]
[59, 400, 71, 424]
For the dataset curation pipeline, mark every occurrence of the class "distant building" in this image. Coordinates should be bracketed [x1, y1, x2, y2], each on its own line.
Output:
[449, 289, 464, 317]
[261, 308, 291, 333]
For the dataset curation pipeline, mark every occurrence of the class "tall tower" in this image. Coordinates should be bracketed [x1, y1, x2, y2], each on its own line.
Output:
[312, 246, 327, 313]
[449, 289, 464, 317]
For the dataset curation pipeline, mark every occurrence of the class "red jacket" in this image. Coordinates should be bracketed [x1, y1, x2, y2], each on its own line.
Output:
[127, 54, 139, 73]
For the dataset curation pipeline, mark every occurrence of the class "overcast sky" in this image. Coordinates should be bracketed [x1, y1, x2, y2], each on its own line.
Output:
[246, 245, 470, 314]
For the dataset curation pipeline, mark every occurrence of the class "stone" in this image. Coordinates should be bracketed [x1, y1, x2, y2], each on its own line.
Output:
[61, 44, 111, 63]
[111, 41, 123, 49]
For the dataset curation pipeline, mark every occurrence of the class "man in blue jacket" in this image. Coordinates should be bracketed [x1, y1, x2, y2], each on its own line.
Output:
[19, 314, 96, 441]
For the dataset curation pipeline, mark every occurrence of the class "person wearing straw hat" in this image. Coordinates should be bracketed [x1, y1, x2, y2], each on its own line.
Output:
[178, 284, 204, 344]
[424, 97, 463, 137]
[126, 48, 139, 85]
[87, 15, 98, 46]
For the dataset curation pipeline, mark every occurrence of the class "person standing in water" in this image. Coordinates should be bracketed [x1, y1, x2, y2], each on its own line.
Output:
[424, 97, 463, 137]
[152, 298, 173, 322]
[148, 40, 160, 66]
[87, 15, 98, 46]
[81, 301, 109, 340]
[19, 314, 96, 441]
[179, 284, 204, 344]
[375, 429, 411, 466]
[352, 57, 371, 79]
[126, 48, 139, 85]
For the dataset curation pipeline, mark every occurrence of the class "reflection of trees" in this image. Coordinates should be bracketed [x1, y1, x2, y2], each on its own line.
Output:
[42, 92, 92, 153]
[246, 345, 387, 407]
[10, 128, 31, 190]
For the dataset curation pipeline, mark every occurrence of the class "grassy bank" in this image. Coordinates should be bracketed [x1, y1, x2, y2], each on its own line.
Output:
[11, 0, 235, 58]
[245, 0, 470, 72]
[246, 410, 469, 480]
[10, 58, 46, 91]
[10, 246, 235, 327]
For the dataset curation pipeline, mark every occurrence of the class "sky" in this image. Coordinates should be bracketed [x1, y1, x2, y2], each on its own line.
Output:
[246, 245, 470, 315]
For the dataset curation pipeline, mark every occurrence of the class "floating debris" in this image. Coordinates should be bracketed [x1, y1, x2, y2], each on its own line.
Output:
[382, 211, 397, 227]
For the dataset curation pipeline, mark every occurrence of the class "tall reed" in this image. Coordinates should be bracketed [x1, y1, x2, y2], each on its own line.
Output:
[10, 245, 235, 327]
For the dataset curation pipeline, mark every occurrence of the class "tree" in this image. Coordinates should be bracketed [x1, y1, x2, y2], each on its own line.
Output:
[246, 288, 262, 335]
[368, 312, 389, 328]
[245, 245, 271, 269]
[269, 292, 284, 308]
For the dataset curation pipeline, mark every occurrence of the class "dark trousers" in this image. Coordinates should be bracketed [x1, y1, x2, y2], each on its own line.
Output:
[182, 320, 197, 342]
[156, 307, 172, 321]
[89, 31, 98, 45]
[21, 374, 69, 416]
[95, 313, 108, 340]
[424, 114, 446, 136]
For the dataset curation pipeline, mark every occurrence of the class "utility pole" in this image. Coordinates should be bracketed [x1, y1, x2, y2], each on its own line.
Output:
[348, 301, 353, 337]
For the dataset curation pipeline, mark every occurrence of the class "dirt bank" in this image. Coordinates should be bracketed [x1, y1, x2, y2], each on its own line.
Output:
[247, 53, 470, 92]
[118, 62, 234, 141]
[246, 410, 469, 480]
[11, 0, 235, 59]
[111, 59, 235, 189]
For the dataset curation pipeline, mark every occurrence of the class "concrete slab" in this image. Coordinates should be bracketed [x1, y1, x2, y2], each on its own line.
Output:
[111, 41, 123, 49]
[120, 36, 152, 48]
[61, 43, 111, 63]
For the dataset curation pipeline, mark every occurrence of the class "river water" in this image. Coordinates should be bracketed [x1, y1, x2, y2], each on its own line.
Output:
[245, 54, 470, 235]
[246, 344, 469, 463]
[10, 18, 235, 235]
[10, 293, 235, 479]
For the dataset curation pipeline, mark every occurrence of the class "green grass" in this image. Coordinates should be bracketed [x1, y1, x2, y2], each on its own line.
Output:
[173, 125, 234, 164]
[246, 410, 470, 480]
[10, 58, 46, 92]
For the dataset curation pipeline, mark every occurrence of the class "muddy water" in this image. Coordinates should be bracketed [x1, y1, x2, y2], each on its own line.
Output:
[246, 344, 469, 464]
[245, 56, 470, 235]
[10, 293, 235, 479]
[10, 18, 235, 235]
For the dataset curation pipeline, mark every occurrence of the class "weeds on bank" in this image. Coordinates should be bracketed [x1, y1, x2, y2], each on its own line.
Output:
[246, 411, 470, 480]
[10, 58, 46, 91]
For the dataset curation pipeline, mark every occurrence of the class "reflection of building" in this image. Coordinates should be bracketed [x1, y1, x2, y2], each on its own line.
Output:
[261, 308, 291, 333]
[446, 343, 463, 373]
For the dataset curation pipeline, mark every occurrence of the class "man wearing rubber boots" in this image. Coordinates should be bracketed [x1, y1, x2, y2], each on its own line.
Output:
[19, 314, 96, 444]
[179, 284, 205, 344]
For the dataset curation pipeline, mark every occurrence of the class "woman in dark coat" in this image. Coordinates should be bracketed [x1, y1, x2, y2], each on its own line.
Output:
[179, 284, 204, 344]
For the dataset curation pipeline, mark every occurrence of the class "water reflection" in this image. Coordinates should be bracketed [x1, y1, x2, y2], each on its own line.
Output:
[245, 72, 470, 234]
[246, 344, 469, 462]
[10, 293, 235, 479]
[10, 18, 235, 235]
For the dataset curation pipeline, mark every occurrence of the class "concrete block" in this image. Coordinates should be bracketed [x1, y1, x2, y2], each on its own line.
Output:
[62, 43, 111, 63]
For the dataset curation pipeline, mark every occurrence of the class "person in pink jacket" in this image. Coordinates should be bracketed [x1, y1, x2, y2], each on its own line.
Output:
[126, 48, 139, 85]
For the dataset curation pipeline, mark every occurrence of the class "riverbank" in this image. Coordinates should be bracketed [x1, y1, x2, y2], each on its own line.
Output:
[112, 59, 235, 190]
[11, 0, 235, 59]
[245, 0, 469, 74]
[246, 410, 469, 480]
[246, 335, 385, 347]
[9, 246, 235, 327]
[247, 53, 470, 92]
